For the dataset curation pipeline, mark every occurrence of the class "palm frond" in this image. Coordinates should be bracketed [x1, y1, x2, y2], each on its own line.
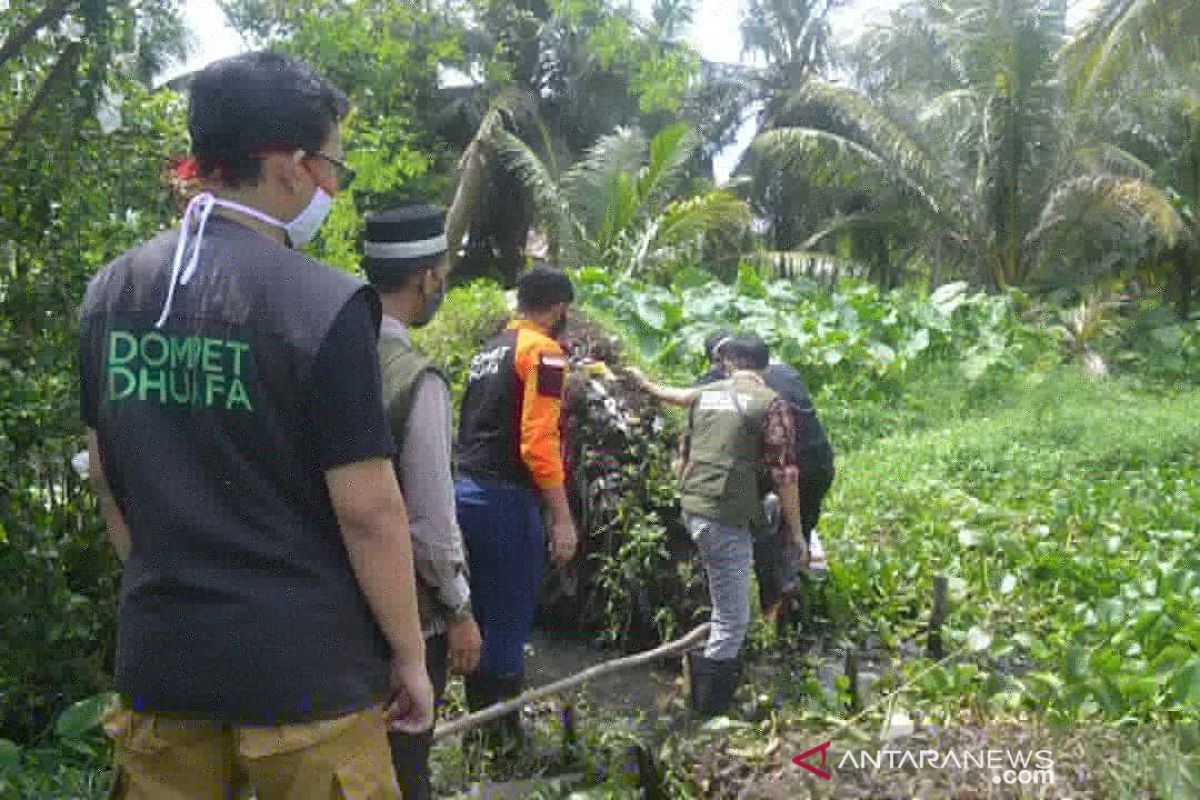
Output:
[917, 89, 978, 126]
[1032, 174, 1186, 248]
[1064, 0, 1200, 99]
[560, 126, 648, 231]
[754, 127, 949, 225]
[639, 122, 701, 209]
[653, 191, 752, 249]
[790, 79, 969, 226]
[492, 129, 582, 266]
[1073, 144, 1157, 182]
[797, 213, 879, 250]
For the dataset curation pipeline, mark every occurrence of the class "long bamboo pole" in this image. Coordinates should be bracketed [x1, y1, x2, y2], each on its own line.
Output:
[433, 623, 710, 740]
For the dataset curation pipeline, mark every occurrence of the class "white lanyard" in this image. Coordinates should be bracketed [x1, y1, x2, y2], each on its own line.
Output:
[154, 193, 288, 329]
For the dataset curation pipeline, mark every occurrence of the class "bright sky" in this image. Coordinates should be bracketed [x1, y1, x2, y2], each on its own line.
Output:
[177, 0, 912, 75]
[178, 0, 1103, 181]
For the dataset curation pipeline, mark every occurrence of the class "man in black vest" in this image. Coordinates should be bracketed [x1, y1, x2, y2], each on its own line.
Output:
[455, 267, 579, 755]
[78, 52, 430, 798]
[362, 204, 482, 799]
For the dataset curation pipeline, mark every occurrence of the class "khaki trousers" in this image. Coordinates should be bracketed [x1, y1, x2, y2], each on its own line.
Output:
[104, 701, 401, 799]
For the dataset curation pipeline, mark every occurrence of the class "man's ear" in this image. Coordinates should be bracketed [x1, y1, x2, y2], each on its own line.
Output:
[260, 151, 305, 194]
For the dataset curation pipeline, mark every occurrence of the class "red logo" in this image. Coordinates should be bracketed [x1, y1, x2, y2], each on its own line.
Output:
[793, 741, 833, 780]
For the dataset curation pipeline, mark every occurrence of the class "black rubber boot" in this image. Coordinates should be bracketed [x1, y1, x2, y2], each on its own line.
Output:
[464, 674, 503, 754]
[706, 657, 741, 717]
[464, 673, 496, 711]
[688, 651, 741, 718]
[490, 673, 526, 753]
[687, 650, 715, 715]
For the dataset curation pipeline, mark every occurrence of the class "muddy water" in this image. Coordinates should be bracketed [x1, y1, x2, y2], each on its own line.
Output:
[522, 629, 681, 720]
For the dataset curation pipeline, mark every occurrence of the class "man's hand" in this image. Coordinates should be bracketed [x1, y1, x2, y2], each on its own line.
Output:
[446, 616, 482, 676]
[385, 658, 435, 734]
[624, 365, 651, 390]
[787, 531, 811, 571]
[550, 518, 578, 564]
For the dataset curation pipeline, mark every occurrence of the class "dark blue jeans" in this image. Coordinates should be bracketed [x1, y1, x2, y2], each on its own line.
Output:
[455, 476, 545, 678]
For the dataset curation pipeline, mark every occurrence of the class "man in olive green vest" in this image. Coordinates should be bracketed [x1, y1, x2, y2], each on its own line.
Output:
[362, 205, 482, 798]
[629, 335, 804, 716]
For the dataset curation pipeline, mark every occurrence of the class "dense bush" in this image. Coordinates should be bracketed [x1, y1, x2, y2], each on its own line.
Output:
[0, 86, 185, 747]
[411, 279, 513, 417]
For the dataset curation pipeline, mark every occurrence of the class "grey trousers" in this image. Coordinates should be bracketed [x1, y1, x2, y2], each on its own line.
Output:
[685, 513, 754, 660]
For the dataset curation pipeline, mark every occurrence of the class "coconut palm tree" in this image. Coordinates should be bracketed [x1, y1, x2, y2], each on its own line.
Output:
[752, 0, 1071, 289]
[1051, 0, 1200, 317]
[1035, 60, 1198, 317]
[1063, 0, 1200, 100]
[494, 122, 751, 280]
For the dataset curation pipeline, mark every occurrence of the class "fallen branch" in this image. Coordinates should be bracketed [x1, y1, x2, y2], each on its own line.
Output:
[433, 623, 710, 740]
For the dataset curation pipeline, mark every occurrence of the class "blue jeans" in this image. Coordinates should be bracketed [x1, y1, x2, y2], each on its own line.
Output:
[455, 476, 545, 678]
[685, 513, 754, 660]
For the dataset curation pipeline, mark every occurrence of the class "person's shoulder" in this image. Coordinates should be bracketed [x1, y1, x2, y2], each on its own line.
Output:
[291, 250, 367, 296]
[517, 323, 563, 353]
[766, 361, 802, 379]
[81, 229, 178, 315]
[513, 324, 564, 369]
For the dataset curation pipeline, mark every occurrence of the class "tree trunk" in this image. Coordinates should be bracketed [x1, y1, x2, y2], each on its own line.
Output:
[0, 0, 77, 71]
[1, 43, 84, 161]
[445, 139, 487, 277]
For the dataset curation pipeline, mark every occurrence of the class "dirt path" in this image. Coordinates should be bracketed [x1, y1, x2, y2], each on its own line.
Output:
[523, 629, 681, 719]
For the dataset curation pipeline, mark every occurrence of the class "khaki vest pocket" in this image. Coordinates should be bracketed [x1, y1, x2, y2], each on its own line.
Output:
[682, 459, 730, 501]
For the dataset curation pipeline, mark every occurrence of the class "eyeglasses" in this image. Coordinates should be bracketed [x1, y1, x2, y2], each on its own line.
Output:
[307, 152, 357, 190]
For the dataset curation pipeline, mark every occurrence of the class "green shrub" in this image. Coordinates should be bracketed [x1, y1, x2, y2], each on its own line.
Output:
[411, 279, 512, 415]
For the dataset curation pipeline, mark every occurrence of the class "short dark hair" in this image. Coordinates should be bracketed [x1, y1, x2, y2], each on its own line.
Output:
[722, 334, 770, 371]
[517, 267, 574, 312]
[188, 51, 350, 187]
[704, 328, 733, 361]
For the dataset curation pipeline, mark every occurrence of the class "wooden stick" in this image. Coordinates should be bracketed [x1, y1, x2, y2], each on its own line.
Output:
[928, 574, 949, 659]
[433, 623, 711, 740]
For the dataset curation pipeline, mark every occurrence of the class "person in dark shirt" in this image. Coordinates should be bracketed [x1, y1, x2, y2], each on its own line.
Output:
[629, 336, 804, 716]
[78, 52, 430, 799]
[637, 328, 836, 627]
[455, 267, 579, 756]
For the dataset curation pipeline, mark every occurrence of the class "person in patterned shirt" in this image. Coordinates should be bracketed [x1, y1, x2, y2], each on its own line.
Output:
[627, 334, 803, 717]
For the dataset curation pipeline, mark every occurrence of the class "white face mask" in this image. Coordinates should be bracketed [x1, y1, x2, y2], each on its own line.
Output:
[154, 187, 333, 329]
[284, 187, 333, 248]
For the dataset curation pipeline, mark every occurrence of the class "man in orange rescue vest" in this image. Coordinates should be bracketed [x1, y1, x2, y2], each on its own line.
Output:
[454, 267, 579, 756]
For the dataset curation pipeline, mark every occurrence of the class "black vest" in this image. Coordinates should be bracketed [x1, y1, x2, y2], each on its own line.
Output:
[456, 327, 532, 488]
[78, 217, 391, 723]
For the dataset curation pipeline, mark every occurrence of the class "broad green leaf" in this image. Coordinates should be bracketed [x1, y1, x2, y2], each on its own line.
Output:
[930, 282, 969, 315]
[55, 693, 116, 741]
[958, 528, 982, 547]
[902, 328, 930, 358]
[0, 739, 20, 772]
